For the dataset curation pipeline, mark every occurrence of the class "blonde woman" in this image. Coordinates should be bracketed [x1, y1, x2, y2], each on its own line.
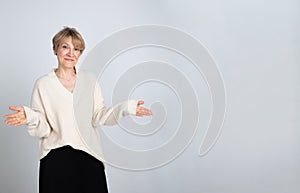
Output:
[4, 27, 152, 193]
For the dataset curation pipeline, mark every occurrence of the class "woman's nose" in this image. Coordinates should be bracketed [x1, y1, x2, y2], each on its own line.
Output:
[67, 48, 74, 56]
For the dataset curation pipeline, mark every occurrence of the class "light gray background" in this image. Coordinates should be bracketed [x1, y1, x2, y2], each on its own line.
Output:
[0, 0, 299, 193]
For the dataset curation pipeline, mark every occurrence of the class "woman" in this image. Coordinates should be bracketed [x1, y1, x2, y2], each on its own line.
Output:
[4, 27, 152, 193]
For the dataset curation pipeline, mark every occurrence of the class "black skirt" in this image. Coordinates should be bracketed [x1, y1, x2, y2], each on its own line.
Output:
[39, 145, 108, 193]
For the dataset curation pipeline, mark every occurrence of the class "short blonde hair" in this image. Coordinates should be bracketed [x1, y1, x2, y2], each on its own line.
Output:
[52, 26, 85, 54]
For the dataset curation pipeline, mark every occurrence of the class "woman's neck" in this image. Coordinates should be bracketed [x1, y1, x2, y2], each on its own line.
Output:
[55, 67, 76, 81]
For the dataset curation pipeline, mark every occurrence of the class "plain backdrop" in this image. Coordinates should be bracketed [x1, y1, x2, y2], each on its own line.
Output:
[0, 0, 299, 193]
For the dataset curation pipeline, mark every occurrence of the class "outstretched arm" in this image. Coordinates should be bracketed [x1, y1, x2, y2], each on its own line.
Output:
[5, 83, 51, 138]
[92, 80, 152, 126]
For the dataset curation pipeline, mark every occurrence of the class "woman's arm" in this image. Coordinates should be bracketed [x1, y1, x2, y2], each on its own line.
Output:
[92, 81, 152, 127]
[5, 84, 52, 138]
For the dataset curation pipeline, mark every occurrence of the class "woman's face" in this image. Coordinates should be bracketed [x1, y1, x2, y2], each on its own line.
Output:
[56, 36, 81, 69]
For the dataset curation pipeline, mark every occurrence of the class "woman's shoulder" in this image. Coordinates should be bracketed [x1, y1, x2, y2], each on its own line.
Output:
[34, 69, 57, 87]
[77, 69, 98, 81]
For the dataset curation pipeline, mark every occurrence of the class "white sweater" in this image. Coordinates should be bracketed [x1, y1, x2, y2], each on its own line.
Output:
[23, 69, 137, 162]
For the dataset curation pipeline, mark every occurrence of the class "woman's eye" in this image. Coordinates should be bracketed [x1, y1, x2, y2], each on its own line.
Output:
[74, 48, 81, 54]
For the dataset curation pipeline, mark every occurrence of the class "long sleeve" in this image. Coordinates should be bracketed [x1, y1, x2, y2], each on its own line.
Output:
[92, 81, 137, 127]
[23, 83, 51, 138]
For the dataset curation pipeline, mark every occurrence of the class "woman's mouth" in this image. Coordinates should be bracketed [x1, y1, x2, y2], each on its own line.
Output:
[64, 58, 74, 61]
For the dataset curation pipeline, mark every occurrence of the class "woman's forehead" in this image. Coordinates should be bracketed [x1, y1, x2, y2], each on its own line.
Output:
[61, 36, 73, 44]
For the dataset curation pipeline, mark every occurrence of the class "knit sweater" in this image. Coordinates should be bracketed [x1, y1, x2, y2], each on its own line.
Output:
[23, 69, 137, 162]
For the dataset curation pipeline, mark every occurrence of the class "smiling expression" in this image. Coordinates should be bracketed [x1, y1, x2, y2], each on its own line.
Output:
[55, 36, 81, 69]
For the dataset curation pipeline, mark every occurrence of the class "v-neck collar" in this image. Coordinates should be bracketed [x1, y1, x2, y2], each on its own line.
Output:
[52, 68, 78, 95]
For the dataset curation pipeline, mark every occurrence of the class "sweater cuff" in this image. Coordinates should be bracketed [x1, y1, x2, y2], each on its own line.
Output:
[127, 100, 138, 115]
[23, 106, 37, 125]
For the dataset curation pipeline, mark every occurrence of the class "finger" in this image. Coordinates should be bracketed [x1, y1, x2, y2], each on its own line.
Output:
[138, 111, 152, 116]
[5, 117, 16, 122]
[4, 106, 25, 119]
[9, 106, 23, 112]
[5, 116, 17, 122]
[144, 109, 152, 116]
[6, 117, 25, 126]
[140, 107, 152, 115]
[137, 100, 144, 106]
[5, 119, 16, 125]
[4, 110, 23, 118]
[9, 106, 18, 111]
[136, 107, 152, 116]
[4, 113, 18, 119]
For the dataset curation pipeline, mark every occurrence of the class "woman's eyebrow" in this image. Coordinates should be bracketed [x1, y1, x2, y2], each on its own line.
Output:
[61, 42, 75, 47]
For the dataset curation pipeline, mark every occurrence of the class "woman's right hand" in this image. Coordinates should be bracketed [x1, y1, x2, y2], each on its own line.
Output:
[4, 106, 27, 126]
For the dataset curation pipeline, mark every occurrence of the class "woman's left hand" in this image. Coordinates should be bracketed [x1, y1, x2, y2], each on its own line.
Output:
[136, 100, 152, 116]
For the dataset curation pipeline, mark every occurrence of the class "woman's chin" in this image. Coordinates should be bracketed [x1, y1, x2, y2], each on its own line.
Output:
[59, 63, 76, 69]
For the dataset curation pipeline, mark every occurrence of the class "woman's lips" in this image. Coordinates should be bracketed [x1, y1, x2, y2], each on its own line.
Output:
[64, 58, 74, 61]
